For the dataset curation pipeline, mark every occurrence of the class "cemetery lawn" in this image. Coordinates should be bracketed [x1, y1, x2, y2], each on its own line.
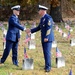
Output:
[0, 22, 75, 75]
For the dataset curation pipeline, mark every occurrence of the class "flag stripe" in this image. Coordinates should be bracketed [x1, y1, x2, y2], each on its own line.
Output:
[56, 47, 62, 57]
[24, 48, 28, 58]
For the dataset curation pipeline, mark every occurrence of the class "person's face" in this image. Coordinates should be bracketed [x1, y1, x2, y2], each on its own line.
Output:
[38, 9, 46, 16]
[38, 10, 42, 15]
[13, 10, 20, 16]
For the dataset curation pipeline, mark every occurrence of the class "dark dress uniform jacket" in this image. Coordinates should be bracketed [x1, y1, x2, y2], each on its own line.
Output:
[31, 14, 54, 43]
[6, 14, 24, 42]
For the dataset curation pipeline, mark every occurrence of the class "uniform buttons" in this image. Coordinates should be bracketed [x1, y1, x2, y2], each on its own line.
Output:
[43, 25, 45, 27]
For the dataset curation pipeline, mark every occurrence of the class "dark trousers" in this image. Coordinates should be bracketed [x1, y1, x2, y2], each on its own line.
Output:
[1, 40, 18, 65]
[42, 41, 52, 70]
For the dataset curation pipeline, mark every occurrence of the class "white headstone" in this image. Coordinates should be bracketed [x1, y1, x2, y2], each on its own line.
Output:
[52, 41, 57, 48]
[31, 33, 35, 39]
[58, 28, 62, 33]
[70, 38, 75, 46]
[3, 29, 7, 35]
[22, 58, 34, 70]
[56, 57, 65, 68]
[28, 40, 36, 49]
[31, 21, 36, 34]
[69, 28, 73, 32]
[9, 73, 12, 75]
[62, 33, 67, 37]
[20, 30, 22, 35]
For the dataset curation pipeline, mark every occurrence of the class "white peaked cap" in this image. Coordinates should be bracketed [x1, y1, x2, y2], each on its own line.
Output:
[11, 5, 20, 10]
[39, 5, 48, 10]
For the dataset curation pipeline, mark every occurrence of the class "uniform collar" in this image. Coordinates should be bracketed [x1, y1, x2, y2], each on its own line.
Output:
[13, 14, 18, 18]
[42, 14, 47, 18]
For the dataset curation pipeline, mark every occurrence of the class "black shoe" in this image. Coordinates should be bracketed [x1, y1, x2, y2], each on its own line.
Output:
[0, 59, 4, 66]
[44, 67, 46, 70]
[45, 69, 50, 72]
[13, 64, 19, 67]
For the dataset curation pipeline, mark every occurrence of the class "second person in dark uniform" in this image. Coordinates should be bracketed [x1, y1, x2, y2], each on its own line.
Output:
[0, 5, 26, 66]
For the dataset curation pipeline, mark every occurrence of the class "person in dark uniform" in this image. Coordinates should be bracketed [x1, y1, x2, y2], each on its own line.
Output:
[0, 5, 26, 66]
[26, 5, 54, 72]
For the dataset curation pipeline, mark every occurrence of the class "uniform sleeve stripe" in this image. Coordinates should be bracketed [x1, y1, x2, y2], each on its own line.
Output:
[46, 29, 51, 36]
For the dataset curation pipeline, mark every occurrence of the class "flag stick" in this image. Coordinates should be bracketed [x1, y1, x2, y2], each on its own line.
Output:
[69, 47, 73, 74]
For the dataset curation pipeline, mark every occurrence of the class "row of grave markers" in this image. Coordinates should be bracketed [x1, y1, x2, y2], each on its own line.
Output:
[52, 22, 75, 75]
[1, 21, 75, 50]
[54, 22, 75, 46]
[0, 22, 74, 74]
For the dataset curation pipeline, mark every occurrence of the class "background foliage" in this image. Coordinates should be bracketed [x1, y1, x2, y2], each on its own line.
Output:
[0, 0, 75, 21]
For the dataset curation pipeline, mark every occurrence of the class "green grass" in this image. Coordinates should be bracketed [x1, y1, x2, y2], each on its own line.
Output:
[0, 23, 75, 75]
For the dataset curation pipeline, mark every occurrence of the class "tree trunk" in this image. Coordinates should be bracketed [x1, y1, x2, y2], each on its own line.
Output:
[50, 0, 63, 22]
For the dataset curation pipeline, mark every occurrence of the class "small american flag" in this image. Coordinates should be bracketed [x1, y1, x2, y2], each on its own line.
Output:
[56, 47, 62, 57]
[69, 69, 73, 75]
[24, 47, 28, 58]
[65, 25, 70, 30]
[24, 35, 31, 43]
[67, 31, 71, 40]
